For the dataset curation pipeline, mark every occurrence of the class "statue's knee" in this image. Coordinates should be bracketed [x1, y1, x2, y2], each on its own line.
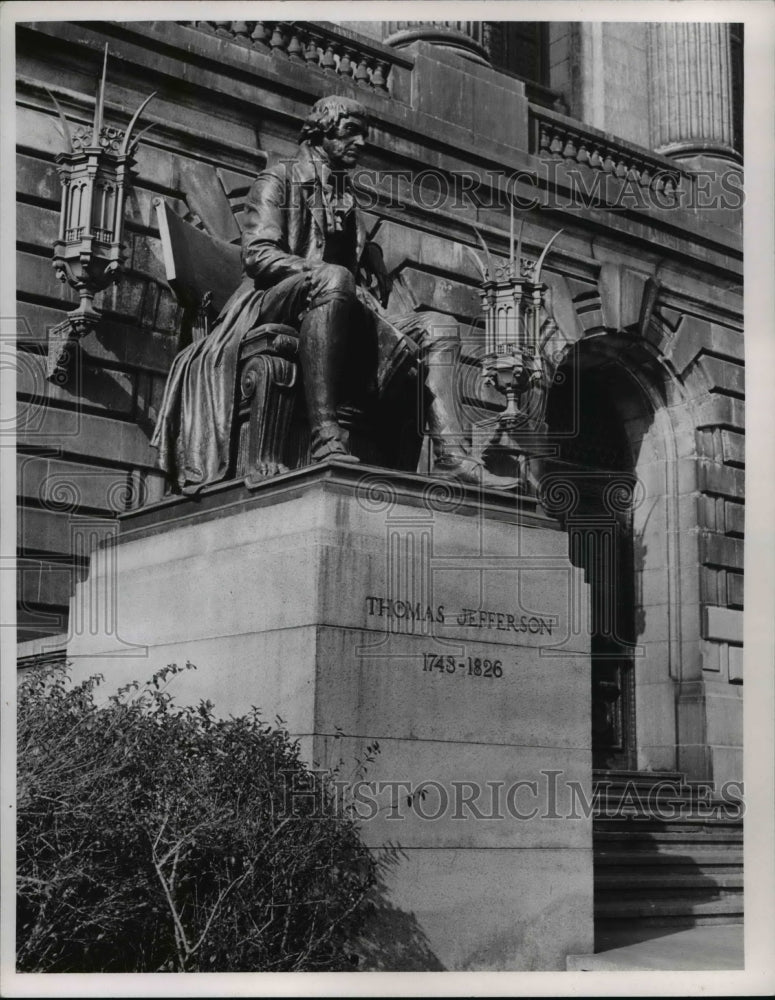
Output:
[311, 264, 356, 304]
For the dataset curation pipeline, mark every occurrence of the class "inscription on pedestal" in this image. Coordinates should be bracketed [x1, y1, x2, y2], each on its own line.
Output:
[365, 594, 558, 635]
[421, 652, 506, 678]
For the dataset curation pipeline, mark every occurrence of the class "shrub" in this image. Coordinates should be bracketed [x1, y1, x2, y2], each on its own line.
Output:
[17, 663, 378, 972]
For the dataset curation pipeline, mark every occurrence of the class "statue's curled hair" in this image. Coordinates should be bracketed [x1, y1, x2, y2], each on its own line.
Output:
[299, 95, 369, 144]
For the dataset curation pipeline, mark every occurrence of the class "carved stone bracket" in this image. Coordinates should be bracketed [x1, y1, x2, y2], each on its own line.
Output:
[46, 310, 96, 382]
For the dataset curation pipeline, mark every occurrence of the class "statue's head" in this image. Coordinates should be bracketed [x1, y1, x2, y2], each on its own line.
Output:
[299, 95, 369, 169]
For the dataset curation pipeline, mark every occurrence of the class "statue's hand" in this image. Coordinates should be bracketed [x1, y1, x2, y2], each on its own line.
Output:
[304, 263, 331, 303]
[360, 241, 393, 308]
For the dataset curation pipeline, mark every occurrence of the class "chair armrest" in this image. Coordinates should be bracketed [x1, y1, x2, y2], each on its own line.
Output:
[240, 324, 299, 361]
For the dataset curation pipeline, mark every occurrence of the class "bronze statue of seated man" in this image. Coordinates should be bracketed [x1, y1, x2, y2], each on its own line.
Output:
[152, 95, 516, 493]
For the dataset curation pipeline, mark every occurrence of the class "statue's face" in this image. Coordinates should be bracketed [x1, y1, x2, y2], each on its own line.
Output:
[321, 115, 368, 169]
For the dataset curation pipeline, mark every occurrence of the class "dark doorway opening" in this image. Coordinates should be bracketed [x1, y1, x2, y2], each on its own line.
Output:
[544, 354, 638, 770]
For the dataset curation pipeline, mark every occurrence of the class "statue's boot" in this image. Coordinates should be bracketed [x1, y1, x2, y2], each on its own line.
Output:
[424, 378, 520, 492]
[299, 297, 360, 463]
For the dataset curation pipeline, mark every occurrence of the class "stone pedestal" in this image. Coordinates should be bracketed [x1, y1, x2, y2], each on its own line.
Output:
[67, 461, 593, 971]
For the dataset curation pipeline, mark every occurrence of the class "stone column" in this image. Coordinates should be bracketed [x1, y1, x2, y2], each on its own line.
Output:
[648, 23, 737, 162]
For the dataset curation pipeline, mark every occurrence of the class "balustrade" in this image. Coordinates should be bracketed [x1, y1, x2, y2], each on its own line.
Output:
[179, 20, 411, 95]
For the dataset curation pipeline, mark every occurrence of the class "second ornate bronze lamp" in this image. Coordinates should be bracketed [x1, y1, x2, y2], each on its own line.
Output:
[46, 44, 155, 381]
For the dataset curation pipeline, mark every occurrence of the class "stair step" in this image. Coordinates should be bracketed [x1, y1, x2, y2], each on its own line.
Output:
[594, 896, 744, 919]
[593, 805, 735, 817]
[594, 810, 743, 825]
[595, 850, 743, 869]
[593, 791, 741, 804]
[594, 836, 743, 850]
[594, 818, 743, 833]
[594, 793, 743, 806]
[594, 835, 743, 848]
[594, 770, 685, 785]
[596, 872, 743, 890]
[595, 914, 745, 931]
[592, 772, 744, 818]
[592, 770, 744, 934]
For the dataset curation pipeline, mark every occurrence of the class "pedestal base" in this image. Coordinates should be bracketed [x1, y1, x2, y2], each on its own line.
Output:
[67, 461, 593, 970]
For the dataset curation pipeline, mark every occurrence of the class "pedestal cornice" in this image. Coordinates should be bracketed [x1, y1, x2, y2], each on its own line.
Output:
[118, 460, 555, 543]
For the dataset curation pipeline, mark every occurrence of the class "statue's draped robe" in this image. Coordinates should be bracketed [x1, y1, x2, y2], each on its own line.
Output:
[152, 143, 413, 493]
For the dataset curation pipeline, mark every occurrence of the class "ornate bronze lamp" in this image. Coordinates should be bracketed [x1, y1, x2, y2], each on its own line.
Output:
[468, 198, 562, 487]
[46, 45, 155, 381]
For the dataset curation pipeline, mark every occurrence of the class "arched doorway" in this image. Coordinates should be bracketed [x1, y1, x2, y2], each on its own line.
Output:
[543, 338, 660, 770]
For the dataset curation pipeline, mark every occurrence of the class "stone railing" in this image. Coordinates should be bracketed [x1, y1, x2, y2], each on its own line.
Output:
[530, 105, 685, 198]
[178, 20, 414, 95]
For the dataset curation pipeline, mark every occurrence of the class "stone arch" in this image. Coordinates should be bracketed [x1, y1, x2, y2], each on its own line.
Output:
[541, 264, 711, 776]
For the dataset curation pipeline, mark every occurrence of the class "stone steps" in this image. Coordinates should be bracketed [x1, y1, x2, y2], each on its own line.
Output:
[592, 770, 744, 939]
[596, 896, 744, 922]
[593, 768, 686, 785]
[596, 871, 743, 890]
[596, 849, 743, 870]
[594, 825, 743, 843]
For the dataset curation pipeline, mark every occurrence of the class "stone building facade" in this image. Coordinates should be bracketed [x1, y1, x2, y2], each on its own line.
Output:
[16, 13, 742, 835]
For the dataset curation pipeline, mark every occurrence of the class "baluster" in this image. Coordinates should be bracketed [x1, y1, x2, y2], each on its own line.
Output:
[304, 32, 322, 67]
[602, 151, 616, 174]
[353, 54, 371, 87]
[537, 125, 552, 155]
[548, 130, 564, 158]
[482, 22, 494, 58]
[338, 47, 355, 78]
[196, 21, 216, 33]
[214, 21, 233, 38]
[320, 39, 337, 72]
[270, 23, 288, 56]
[251, 21, 271, 50]
[232, 21, 250, 44]
[562, 135, 577, 161]
[588, 146, 602, 170]
[576, 142, 590, 165]
[371, 60, 389, 92]
[286, 28, 304, 62]
[639, 166, 651, 189]
[615, 158, 627, 179]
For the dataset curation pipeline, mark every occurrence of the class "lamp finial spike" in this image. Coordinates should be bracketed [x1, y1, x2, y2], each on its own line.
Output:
[509, 188, 514, 273]
[93, 43, 108, 137]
